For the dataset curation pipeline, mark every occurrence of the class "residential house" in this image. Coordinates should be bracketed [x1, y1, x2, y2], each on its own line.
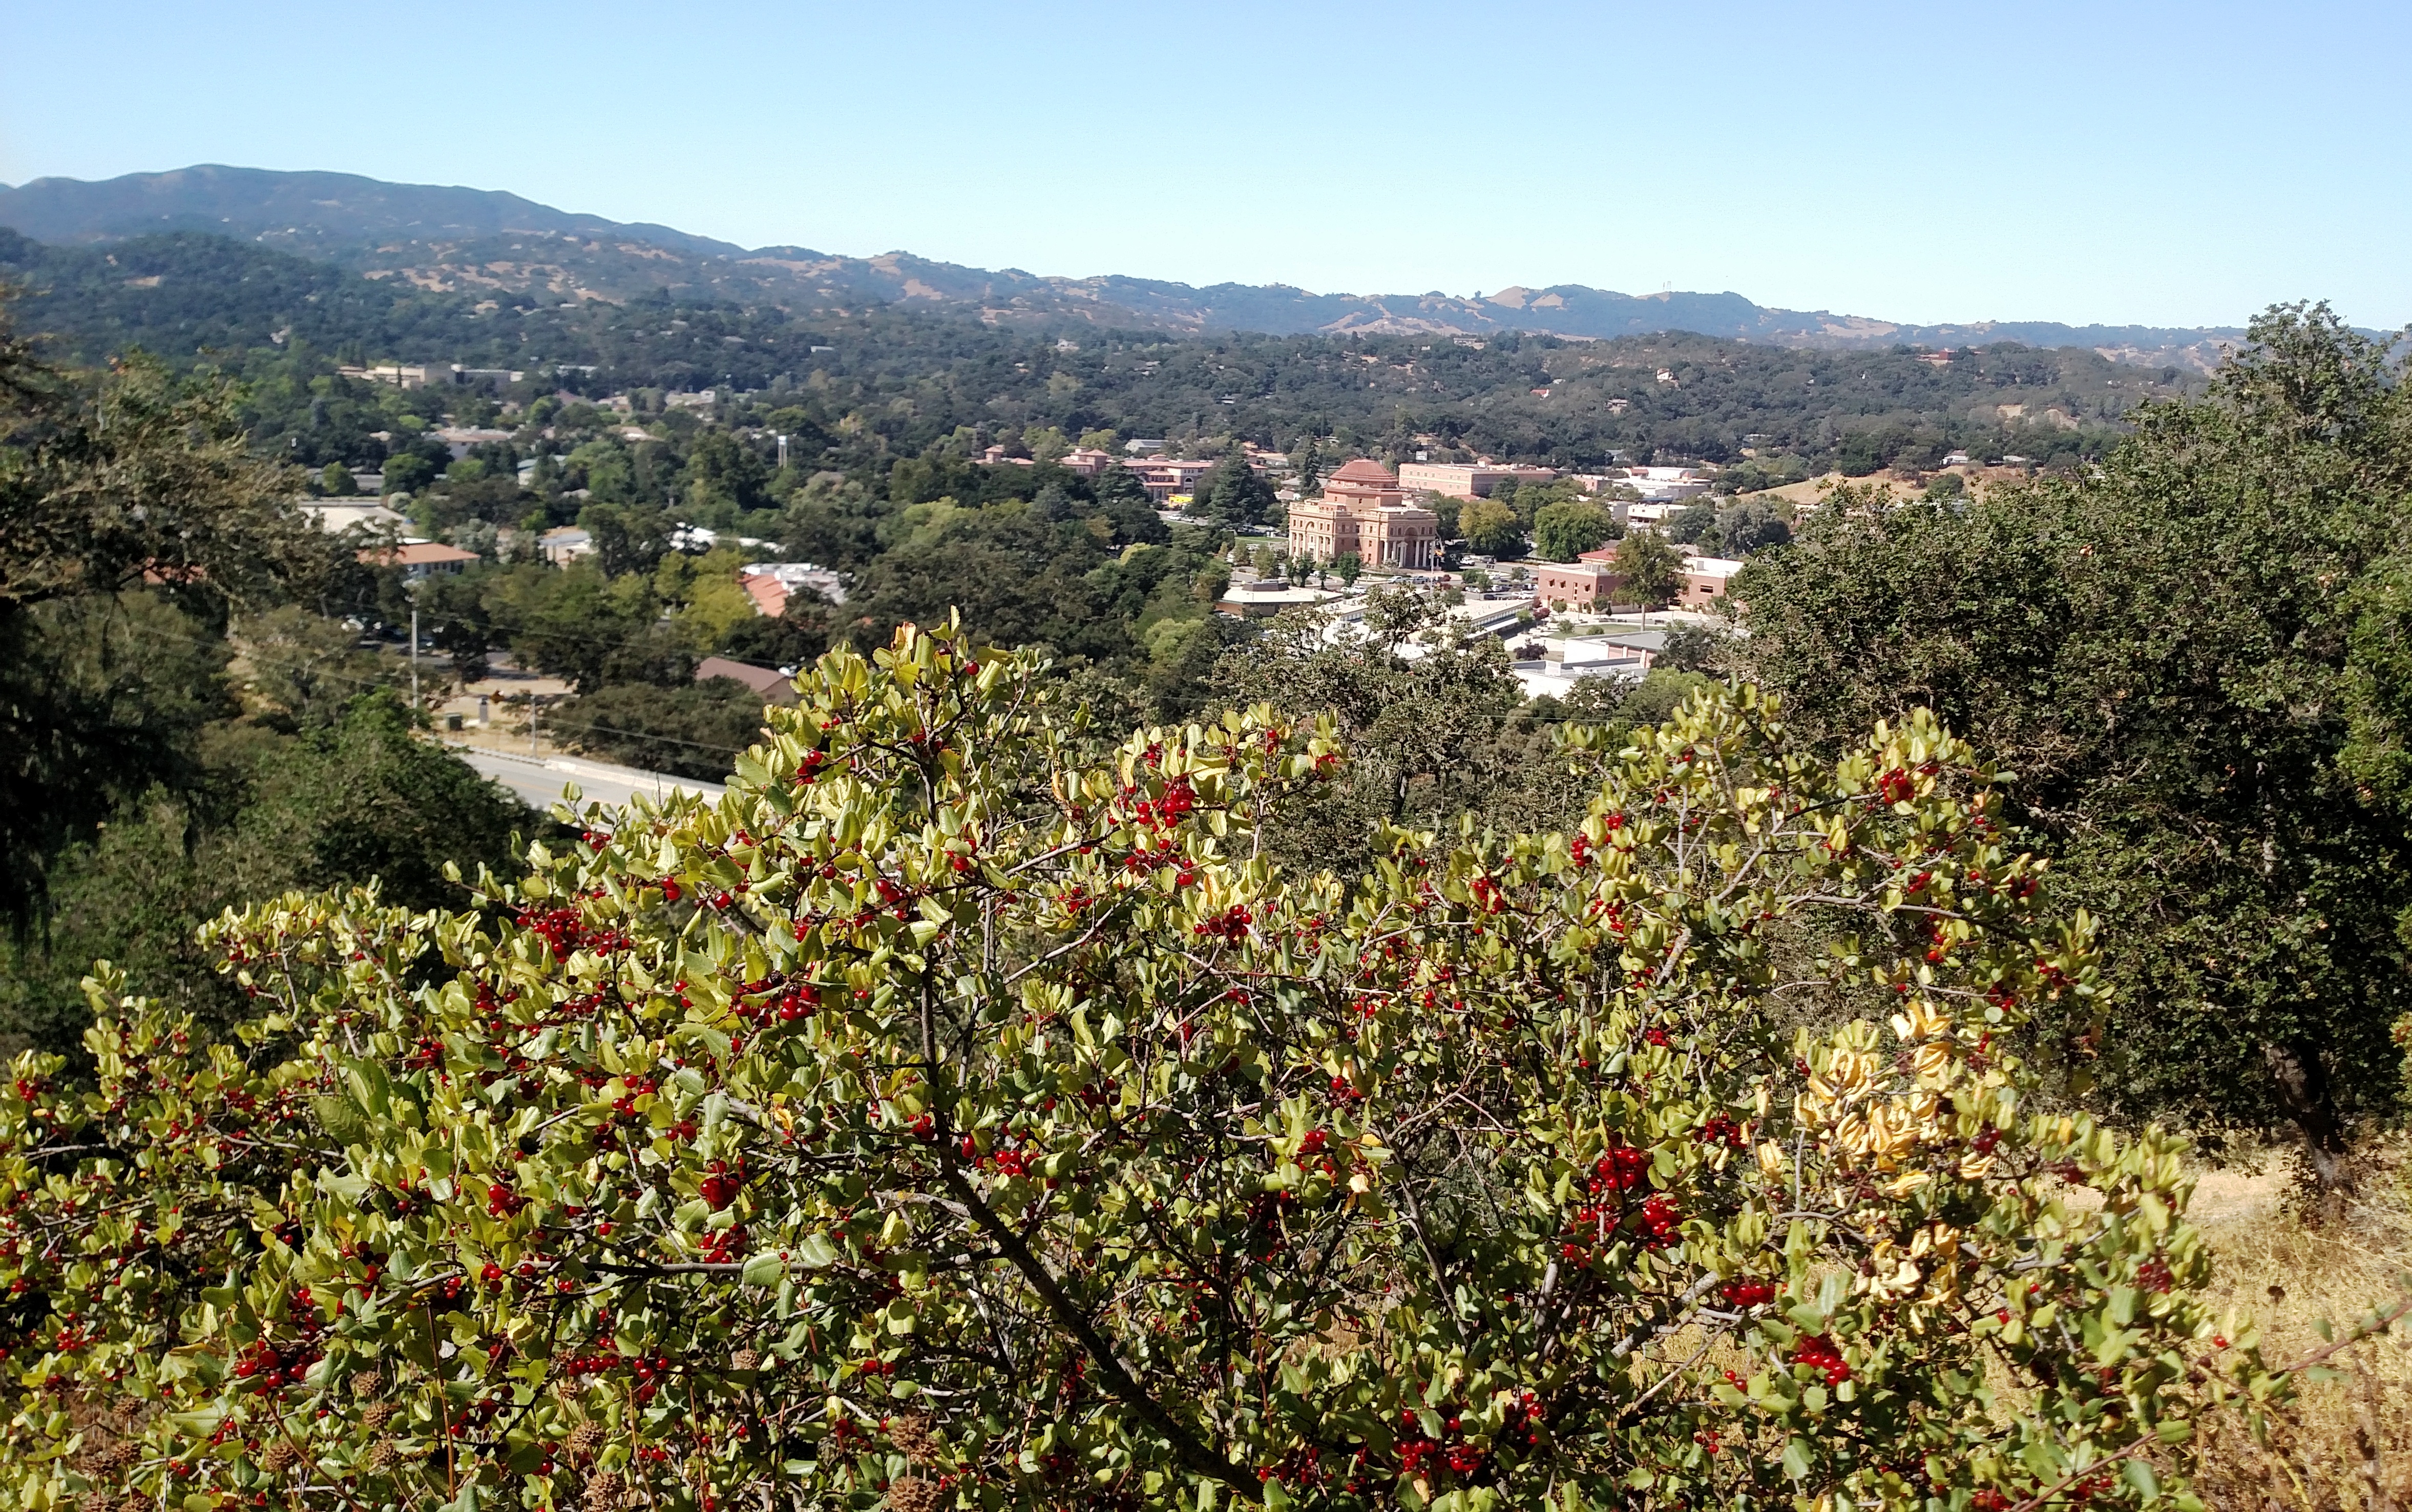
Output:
[434, 426, 513, 460]
[694, 657, 799, 706]
[539, 527, 595, 566]
[297, 500, 410, 536]
[739, 562, 848, 615]
[359, 541, 478, 581]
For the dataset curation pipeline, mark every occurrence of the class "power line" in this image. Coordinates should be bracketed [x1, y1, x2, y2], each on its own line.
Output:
[117, 616, 765, 759]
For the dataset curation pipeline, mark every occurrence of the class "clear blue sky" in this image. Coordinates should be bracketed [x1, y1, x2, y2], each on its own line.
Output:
[4, 1, 2405, 330]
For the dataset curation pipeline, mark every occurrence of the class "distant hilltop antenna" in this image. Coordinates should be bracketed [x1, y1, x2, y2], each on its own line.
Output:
[1662, 281, 1673, 293]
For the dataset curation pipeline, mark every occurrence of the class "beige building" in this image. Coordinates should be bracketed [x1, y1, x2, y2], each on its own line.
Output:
[1396, 461, 1558, 500]
[1287, 458, 1440, 570]
[1128, 457, 1219, 503]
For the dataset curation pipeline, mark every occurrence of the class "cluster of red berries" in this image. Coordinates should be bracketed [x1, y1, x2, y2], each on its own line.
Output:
[1194, 905, 1252, 942]
[1790, 1333, 1851, 1385]
[1719, 1278, 1777, 1309]
[1696, 1113, 1745, 1147]
[1395, 1408, 1486, 1479]
[1876, 767, 1921, 806]
[1635, 1193, 1681, 1247]
[1592, 1145, 1650, 1192]
[515, 906, 630, 962]
[699, 1160, 748, 1210]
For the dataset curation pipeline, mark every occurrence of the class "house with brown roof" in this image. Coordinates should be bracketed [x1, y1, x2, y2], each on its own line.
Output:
[358, 541, 479, 580]
[694, 657, 799, 705]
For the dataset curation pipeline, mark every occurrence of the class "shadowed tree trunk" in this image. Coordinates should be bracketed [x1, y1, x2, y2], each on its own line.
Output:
[2263, 1039, 2355, 1220]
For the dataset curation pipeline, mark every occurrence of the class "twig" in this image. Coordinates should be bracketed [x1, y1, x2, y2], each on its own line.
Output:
[2004, 1438, 2154, 1512]
[2270, 1290, 2412, 1378]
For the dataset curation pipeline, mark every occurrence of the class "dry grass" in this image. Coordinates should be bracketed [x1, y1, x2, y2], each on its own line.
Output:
[2186, 1142, 2412, 1511]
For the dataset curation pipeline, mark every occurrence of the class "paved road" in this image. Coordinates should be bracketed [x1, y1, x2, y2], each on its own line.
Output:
[447, 744, 728, 816]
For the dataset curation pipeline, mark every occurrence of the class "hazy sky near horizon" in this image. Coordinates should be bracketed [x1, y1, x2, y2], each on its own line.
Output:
[3, 0, 2405, 330]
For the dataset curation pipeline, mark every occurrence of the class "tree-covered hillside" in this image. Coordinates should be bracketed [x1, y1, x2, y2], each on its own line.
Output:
[3, 227, 2189, 478]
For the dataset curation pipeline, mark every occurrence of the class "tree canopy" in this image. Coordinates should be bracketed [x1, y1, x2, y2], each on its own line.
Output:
[1730, 304, 2412, 1194]
[0, 624, 2284, 1512]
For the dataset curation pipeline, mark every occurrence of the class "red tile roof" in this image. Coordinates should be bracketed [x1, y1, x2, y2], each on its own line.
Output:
[358, 542, 478, 567]
[740, 573, 787, 617]
[1328, 457, 1398, 484]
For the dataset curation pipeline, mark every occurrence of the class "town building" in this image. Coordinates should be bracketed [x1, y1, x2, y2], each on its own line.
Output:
[1533, 560, 1619, 610]
[337, 363, 526, 391]
[1057, 448, 1120, 477]
[297, 500, 410, 536]
[1622, 466, 1713, 503]
[359, 541, 479, 580]
[694, 656, 800, 706]
[434, 426, 513, 460]
[739, 562, 848, 616]
[340, 364, 446, 390]
[1285, 458, 1441, 570]
[1213, 580, 1348, 619]
[1674, 555, 1744, 606]
[1396, 461, 1558, 500]
[1127, 457, 1219, 504]
[539, 527, 595, 566]
[1533, 550, 1745, 610]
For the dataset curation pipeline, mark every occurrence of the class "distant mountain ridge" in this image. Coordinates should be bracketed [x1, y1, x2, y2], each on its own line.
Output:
[0, 165, 2247, 368]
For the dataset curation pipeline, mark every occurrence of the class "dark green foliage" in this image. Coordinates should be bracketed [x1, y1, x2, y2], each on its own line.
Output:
[1532, 498, 1616, 561]
[546, 679, 770, 782]
[1716, 497, 1794, 555]
[0, 594, 239, 928]
[0, 691, 532, 1055]
[1613, 531, 1683, 608]
[1191, 450, 1275, 526]
[0, 332, 328, 924]
[1731, 305, 2412, 1188]
[1665, 500, 1718, 544]
[1210, 592, 1603, 876]
[1655, 625, 1734, 675]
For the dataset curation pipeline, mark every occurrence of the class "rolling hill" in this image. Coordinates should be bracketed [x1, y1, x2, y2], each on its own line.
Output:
[0, 166, 2248, 369]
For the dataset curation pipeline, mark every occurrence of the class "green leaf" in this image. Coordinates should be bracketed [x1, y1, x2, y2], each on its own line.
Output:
[741, 1252, 783, 1287]
[1781, 1438, 1812, 1479]
[795, 1232, 838, 1268]
[2123, 1458, 2160, 1499]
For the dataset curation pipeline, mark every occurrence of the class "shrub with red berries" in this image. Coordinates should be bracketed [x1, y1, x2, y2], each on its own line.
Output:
[0, 624, 2263, 1512]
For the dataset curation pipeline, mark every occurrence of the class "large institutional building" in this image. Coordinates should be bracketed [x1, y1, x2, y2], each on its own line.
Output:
[1287, 458, 1441, 570]
[1395, 460, 1558, 500]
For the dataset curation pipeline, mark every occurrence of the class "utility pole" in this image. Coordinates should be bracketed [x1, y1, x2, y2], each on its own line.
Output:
[409, 603, 420, 711]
